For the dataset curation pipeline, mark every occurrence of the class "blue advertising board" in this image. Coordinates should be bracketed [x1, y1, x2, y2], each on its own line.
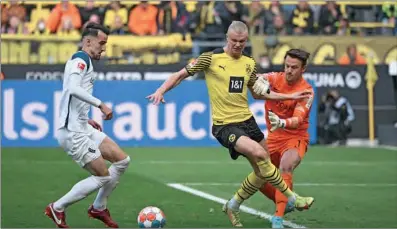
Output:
[1, 81, 317, 147]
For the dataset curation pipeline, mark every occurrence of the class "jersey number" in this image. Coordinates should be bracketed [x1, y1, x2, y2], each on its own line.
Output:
[229, 76, 244, 93]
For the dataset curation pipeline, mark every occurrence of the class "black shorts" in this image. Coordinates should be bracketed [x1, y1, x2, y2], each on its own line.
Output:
[212, 116, 265, 160]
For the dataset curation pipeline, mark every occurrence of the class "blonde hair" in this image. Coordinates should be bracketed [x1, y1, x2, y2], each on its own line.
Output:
[227, 21, 248, 35]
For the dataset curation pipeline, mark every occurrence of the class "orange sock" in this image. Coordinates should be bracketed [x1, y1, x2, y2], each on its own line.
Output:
[275, 172, 293, 217]
[259, 182, 276, 203]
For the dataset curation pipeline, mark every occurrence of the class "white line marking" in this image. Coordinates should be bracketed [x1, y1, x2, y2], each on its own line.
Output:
[174, 182, 397, 187]
[379, 145, 397, 151]
[167, 183, 306, 228]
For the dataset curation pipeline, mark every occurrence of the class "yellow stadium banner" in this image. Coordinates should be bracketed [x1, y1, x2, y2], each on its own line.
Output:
[1, 34, 193, 65]
[250, 36, 397, 65]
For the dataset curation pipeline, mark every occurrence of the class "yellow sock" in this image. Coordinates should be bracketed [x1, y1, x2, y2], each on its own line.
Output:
[233, 172, 266, 204]
[256, 160, 294, 198]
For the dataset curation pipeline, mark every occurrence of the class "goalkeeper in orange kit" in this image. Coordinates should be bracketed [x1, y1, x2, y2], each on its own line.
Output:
[255, 49, 314, 228]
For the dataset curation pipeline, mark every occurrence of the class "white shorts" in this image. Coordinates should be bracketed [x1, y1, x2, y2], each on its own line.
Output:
[56, 126, 107, 167]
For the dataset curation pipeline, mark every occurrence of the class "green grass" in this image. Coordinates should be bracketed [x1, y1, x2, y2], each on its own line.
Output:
[2, 146, 397, 228]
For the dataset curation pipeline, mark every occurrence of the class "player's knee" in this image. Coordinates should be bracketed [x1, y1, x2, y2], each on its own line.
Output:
[114, 155, 130, 173]
[279, 160, 297, 173]
[279, 153, 300, 173]
[251, 145, 269, 161]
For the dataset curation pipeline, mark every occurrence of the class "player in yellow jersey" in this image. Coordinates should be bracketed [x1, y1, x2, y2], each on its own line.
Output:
[147, 21, 314, 227]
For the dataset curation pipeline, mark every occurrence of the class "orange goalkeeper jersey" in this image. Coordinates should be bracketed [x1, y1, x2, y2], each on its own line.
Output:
[260, 72, 314, 142]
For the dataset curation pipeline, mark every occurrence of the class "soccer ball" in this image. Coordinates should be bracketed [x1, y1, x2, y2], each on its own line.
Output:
[137, 206, 166, 228]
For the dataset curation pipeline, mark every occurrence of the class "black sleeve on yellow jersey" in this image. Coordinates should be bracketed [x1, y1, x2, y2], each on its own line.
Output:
[185, 52, 212, 76]
[247, 58, 258, 87]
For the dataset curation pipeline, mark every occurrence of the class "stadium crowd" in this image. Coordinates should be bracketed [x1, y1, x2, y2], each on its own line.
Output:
[1, 0, 396, 37]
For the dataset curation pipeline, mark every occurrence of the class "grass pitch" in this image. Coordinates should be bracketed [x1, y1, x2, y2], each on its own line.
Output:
[2, 146, 397, 228]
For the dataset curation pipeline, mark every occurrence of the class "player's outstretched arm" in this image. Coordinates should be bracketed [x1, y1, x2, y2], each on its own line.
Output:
[250, 87, 311, 101]
[250, 73, 310, 101]
[147, 52, 212, 105]
[146, 68, 190, 105]
[265, 90, 312, 101]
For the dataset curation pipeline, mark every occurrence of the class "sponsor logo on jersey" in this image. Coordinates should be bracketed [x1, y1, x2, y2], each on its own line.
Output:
[77, 62, 86, 71]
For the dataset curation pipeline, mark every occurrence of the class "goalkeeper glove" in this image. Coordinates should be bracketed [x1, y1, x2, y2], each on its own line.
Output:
[253, 77, 270, 95]
[268, 111, 286, 132]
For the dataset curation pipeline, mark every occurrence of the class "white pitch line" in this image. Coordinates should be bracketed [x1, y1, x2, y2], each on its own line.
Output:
[167, 183, 306, 228]
[379, 145, 397, 151]
[175, 182, 397, 187]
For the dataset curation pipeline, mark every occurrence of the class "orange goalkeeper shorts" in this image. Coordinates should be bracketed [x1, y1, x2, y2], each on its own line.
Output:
[266, 138, 309, 167]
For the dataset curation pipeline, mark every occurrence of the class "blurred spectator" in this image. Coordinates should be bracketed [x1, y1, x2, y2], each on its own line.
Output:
[3, 0, 26, 23]
[82, 14, 101, 30]
[157, 1, 188, 35]
[0, 72, 4, 80]
[188, 1, 223, 57]
[57, 16, 79, 36]
[346, 4, 382, 35]
[346, 4, 381, 22]
[128, 1, 158, 36]
[188, 1, 223, 37]
[318, 1, 342, 35]
[32, 18, 50, 35]
[104, 1, 127, 30]
[266, 14, 287, 35]
[47, 0, 82, 33]
[79, 0, 105, 26]
[265, 1, 287, 35]
[268, 0, 285, 19]
[1, 4, 7, 26]
[110, 15, 126, 35]
[336, 17, 351, 36]
[289, 1, 314, 35]
[318, 90, 355, 145]
[338, 44, 366, 65]
[215, 1, 245, 33]
[242, 1, 267, 35]
[3, 16, 29, 34]
[381, 3, 397, 35]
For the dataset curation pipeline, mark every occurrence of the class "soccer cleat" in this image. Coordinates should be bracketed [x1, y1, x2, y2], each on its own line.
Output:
[88, 205, 119, 228]
[289, 194, 314, 211]
[271, 216, 284, 228]
[44, 203, 69, 228]
[222, 201, 243, 228]
[284, 201, 295, 215]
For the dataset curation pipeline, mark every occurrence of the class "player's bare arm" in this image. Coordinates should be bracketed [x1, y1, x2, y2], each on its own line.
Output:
[146, 68, 189, 105]
[147, 51, 211, 105]
[99, 102, 113, 120]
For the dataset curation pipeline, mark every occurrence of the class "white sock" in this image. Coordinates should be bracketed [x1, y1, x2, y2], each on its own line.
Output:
[93, 156, 130, 211]
[53, 175, 111, 212]
[228, 197, 240, 211]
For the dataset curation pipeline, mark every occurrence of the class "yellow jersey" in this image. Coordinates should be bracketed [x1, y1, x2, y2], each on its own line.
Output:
[185, 48, 257, 125]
